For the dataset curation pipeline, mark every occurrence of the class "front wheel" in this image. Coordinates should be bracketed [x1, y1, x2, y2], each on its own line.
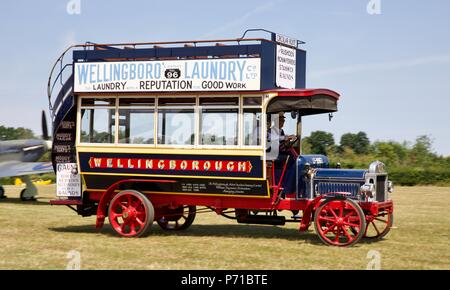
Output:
[108, 190, 154, 237]
[314, 197, 366, 247]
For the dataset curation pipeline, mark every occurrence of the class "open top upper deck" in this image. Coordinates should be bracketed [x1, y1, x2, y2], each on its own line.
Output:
[70, 30, 306, 95]
[47, 30, 338, 149]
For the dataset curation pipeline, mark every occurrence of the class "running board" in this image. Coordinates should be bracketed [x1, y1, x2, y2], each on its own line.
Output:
[237, 215, 286, 226]
[50, 199, 82, 205]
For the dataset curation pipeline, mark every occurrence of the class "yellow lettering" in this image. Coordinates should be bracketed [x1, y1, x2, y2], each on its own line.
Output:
[238, 161, 246, 172]
[215, 161, 223, 171]
[94, 158, 103, 168]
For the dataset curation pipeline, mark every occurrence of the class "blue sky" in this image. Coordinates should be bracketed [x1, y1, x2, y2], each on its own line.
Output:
[0, 0, 449, 155]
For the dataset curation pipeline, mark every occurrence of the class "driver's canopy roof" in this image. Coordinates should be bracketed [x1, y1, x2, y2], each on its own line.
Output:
[265, 89, 339, 116]
[265, 89, 339, 137]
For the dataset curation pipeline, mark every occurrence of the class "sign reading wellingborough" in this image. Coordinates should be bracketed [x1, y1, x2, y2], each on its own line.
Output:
[74, 58, 261, 92]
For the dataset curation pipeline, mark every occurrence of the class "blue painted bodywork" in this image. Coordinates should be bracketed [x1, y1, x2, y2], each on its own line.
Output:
[292, 154, 368, 199]
[313, 168, 367, 198]
[314, 169, 366, 179]
[275, 154, 330, 195]
[296, 155, 329, 198]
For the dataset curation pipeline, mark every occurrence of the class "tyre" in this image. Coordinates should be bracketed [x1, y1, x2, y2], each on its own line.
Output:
[314, 197, 366, 247]
[108, 190, 154, 237]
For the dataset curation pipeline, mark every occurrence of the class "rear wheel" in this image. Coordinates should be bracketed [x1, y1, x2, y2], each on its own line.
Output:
[314, 197, 366, 247]
[157, 205, 196, 230]
[108, 190, 154, 237]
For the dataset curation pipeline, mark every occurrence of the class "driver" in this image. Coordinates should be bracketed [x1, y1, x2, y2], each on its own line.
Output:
[267, 112, 298, 199]
[269, 112, 296, 152]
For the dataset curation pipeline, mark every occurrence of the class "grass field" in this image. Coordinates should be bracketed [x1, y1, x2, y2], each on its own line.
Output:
[0, 185, 449, 269]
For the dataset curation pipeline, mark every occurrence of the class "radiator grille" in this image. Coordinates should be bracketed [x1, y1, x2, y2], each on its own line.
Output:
[316, 182, 361, 198]
[376, 175, 387, 201]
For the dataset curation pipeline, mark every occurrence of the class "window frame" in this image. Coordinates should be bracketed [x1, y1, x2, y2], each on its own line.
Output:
[198, 95, 240, 148]
[241, 95, 263, 149]
[117, 96, 156, 146]
[76, 94, 264, 149]
[78, 96, 117, 146]
[156, 95, 197, 148]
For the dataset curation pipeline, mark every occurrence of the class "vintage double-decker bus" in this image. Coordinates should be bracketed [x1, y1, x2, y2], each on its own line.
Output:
[48, 30, 394, 246]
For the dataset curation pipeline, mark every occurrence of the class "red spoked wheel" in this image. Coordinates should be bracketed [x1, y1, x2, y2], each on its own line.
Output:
[314, 197, 366, 247]
[364, 211, 393, 239]
[108, 190, 154, 237]
[157, 205, 196, 230]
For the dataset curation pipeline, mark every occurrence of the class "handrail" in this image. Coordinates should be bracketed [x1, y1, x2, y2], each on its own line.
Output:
[50, 63, 72, 98]
[240, 29, 276, 40]
[241, 29, 306, 47]
[68, 37, 269, 50]
[47, 45, 76, 115]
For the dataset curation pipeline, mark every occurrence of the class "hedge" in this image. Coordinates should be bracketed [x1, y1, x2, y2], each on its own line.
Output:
[388, 167, 450, 186]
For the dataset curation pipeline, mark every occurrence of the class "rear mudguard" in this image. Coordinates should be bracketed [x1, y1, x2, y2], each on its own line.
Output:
[95, 179, 176, 229]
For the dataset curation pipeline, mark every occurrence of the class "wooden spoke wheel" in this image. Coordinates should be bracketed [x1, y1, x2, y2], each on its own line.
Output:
[108, 190, 154, 237]
[364, 211, 393, 239]
[157, 205, 196, 230]
[314, 198, 366, 247]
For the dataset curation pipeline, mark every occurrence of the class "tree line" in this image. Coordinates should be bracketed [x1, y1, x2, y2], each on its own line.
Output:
[1, 126, 448, 186]
[302, 131, 450, 186]
[0, 125, 35, 140]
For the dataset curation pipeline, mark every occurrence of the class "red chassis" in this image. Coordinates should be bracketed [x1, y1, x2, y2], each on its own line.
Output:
[64, 177, 393, 246]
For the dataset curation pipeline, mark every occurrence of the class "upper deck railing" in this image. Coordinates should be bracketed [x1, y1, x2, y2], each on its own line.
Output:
[47, 30, 305, 127]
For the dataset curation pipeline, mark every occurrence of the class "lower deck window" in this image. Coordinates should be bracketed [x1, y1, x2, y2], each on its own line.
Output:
[243, 108, 261, 146]
[118, 109, 154, 144]
[200, 108, 238, 145]
[80, 108, 115, 143]
[78, 96, 263, 147]
[158, 109, 195, 145]
[117, 98, 155, 144]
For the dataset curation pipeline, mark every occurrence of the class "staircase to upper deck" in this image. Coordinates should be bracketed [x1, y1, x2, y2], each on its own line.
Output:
[47, 46, 78, 170]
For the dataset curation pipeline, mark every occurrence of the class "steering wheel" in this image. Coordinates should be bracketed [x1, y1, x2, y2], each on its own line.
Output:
[280, 136, 299, 151]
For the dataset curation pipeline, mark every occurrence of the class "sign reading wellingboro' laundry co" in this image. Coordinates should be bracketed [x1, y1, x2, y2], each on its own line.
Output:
[74, 58, 261, 92]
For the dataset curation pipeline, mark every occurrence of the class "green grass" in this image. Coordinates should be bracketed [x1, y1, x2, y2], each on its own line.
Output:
[0, 185, 449, 269]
